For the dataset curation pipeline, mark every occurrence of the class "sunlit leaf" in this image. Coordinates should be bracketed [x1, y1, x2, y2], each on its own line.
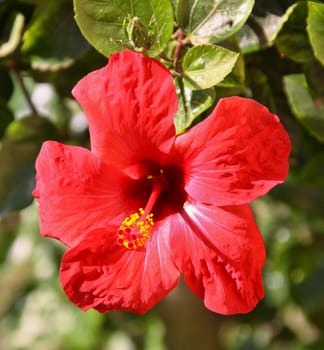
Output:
[217, 51, 245, 88]
[174, 79, 216, 133]
[307, 1, 324, 66]
[284, 73, 324, 143]
[182, 44, 239, 90]
[73, 0, 174, 56]
[185, 0, 254, 45]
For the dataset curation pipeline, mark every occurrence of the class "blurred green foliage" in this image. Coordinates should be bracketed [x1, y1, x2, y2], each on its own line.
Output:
[0, 0, 324, 349]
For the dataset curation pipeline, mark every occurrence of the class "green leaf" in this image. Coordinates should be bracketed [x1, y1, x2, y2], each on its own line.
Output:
[0, 116, 57, 216]
[307, 1, 324, 66]
[174, 79, 216, 133]
[217, 51, 245, 88]
[275, 2, 315, 63]
[73, 0, 174, 57]
[22, 1, 89, 71]
[0, 11, 24, 58]
[304, 61, 324, 98]
[276, 32, 314, 63]
[186, 0, 254, 45]
[182, 44, 239, 90]
[283, 73, 324, 143]
[175, 0, 195, 30]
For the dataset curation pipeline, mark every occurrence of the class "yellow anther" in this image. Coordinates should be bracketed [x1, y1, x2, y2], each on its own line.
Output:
[117, 208, 154, 250]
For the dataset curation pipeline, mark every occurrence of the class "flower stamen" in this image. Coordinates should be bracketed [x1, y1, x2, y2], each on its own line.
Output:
[117, 173, 165, 250]
[117, 208, 154, 249]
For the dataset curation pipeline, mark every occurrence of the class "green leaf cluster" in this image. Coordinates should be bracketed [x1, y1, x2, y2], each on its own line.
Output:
[72, 0, 324, 139]
[73, 0, 254, 131]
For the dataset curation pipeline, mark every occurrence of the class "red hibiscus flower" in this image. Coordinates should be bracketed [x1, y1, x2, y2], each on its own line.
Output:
[33, 50, 291, 315]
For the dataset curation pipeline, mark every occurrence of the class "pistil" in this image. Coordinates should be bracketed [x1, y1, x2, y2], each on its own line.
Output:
[117, 174, 166, 249]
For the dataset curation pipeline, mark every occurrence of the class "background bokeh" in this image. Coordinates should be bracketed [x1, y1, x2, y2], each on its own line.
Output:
[1, 0, 324, 349]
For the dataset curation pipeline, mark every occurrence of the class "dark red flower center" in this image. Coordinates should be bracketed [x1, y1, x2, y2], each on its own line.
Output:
[117, 163, 187, 250]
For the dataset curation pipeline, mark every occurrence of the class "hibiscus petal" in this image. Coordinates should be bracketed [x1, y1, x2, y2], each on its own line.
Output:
[72, 50, 178, 168]
[170, 202, 265, 314]
[176, 97, 291, 205]
[33, 141, 138, 247]
[60, 225, 179, 314]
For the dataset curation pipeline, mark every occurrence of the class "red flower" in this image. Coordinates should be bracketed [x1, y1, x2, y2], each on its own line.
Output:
[33, 50, 291, 315]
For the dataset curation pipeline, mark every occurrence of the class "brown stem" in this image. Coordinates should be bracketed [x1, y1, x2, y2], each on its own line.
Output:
[9, 61, 39, 116]
[173, 28, 185, 62]
[158, 52, 173, 63]
[171, 28, 187, 77]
